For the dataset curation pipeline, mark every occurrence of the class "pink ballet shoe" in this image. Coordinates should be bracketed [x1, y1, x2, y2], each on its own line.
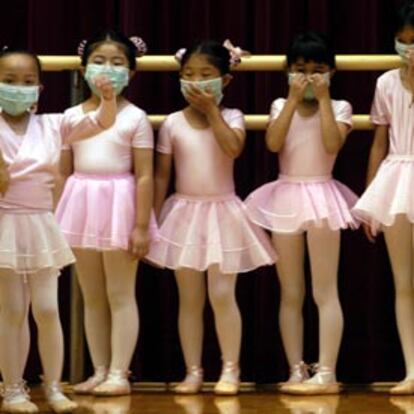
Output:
[92, 370, 131, 396]
[282, 364, 340, 395]
[390, 379, 414, 395]
[175, 366, 204, 394]
[73, 366, 107, 394]
[43, 381, 78, 413]
[1, 381, 39, 413]
[214, 361, 240, 396]
[279, 361, 309, 392]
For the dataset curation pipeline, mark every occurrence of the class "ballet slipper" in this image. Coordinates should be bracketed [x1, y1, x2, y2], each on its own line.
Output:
[1, 381, 39, 413]
[175, 366, 203, 394]
[279, 361, 310, 392]
[92, 370, 131, 396]
[43, 381, 78, 413]
[214, 361, 240, 396]
[73, 365, 107, 394]
[390, 379, 414, 395]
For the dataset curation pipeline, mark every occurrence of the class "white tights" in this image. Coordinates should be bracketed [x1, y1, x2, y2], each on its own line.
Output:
[175, 265, 242, 369]
[383, 215, 414, 379]
[273, 226, 344, 371]
[74, 249, 139, 372]
[0, 269, 63, 385]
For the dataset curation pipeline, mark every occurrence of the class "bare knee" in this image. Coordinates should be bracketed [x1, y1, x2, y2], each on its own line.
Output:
[1, 305, 26, 327]
[31, 303, 59, 327]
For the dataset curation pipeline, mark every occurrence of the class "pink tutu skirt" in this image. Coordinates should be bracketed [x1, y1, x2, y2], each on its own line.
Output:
[245, 175, 359, 234]
[353, 155, 414, 232]
[145, 193, 276, 274]
[56, 173, 158, 251]
[0, 210, 75, 274]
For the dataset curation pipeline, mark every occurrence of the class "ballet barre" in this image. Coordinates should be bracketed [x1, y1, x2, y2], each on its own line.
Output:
[148, 114, 373, 130]
[40, 55, 401, 71]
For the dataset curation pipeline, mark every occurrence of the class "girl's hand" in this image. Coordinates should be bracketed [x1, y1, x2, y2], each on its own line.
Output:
[93, 75, 115, 101]
[288, 73, 307, 101]
[185, 84, 218, 115]
[129, 225, 150, 259]
[363, 223, 376, 243]
[310, 74, 330, 101]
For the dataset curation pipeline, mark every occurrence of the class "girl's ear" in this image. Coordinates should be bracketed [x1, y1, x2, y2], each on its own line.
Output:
[222, 73, 233, 88]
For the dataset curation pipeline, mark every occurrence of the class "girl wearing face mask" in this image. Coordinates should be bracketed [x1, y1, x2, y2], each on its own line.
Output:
[246, 32, 358, 395]
[146, 40, 276, 395]
[0, 47, 116, 414]
[55, 30, 156, 396]
[353, 0, 414, 395]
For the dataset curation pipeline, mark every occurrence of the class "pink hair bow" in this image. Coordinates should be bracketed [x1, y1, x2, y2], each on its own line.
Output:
[223, 39, 250, 67]
[174, 48, 187, 63]
[129, 36, 148, 57]
[77, 39, 87, 57]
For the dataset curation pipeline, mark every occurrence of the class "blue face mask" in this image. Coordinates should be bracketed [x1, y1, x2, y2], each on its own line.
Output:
[395, 38, 414, 62]
[0, 83, 40, 116]
[288, 72, 331, 101]
[84, 64, 129, 96]
[180, 77, 224, 105]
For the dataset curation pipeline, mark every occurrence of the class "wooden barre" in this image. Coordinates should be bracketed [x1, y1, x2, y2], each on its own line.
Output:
[39, 55, 401, 72]
[148, 114, 373, 130]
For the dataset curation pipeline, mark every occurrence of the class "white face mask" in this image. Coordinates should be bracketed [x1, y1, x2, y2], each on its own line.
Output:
[180, 77, 224, 105]
[84, 63, 129, 96]
[395, 38, 414, 62]
[288, 72, 331, 101]
[0, 83, 40, 116]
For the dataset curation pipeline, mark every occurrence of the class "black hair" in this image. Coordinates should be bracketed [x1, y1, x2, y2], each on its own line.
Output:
[80, 30, 139, 70]
[395, 0, 414, 33]
[0, 48, 42, 77]
[180, 40, 231, 75]
[287, 31, 336, 69]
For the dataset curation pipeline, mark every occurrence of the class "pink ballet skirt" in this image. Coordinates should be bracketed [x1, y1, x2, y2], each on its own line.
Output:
[353, 155, 414, 232]
[245, 175, 359, 233]
[0, 210, 75, 274]
[145, 193, 276, 273]
[56, 173, 158, 250]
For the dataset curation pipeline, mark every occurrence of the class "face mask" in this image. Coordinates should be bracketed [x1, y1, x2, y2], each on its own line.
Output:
[288, 72, 331, 101]
[84, 64, 129, 96]
[180, 77, 224, 105]
[395, 38, 414, 62]
[0, 83, 39, 116]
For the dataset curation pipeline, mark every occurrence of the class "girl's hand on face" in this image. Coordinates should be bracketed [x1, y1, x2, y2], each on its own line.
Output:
[185, 84, 218, 115]
[310, 73, 330, 101]
[288, 73, 307, 101]
[93, 74, 115, 101]
[129, 226, 150, 259]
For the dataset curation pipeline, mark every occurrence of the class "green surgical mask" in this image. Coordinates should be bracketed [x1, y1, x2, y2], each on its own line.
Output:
[0, 83, 39, 116]
[395, 38, 414, 62]
[180, 77, 224, 105]
[288, 72, 331, 101]
[84, 64, 129, 96]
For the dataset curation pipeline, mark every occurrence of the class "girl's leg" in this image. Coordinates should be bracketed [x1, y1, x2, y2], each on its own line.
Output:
[207, 265, 241, 394]
[384, 216, 414, 393]
[0, 270, 38, 413]
[92, 250, 138, 396]
[272, 233, 307, 383]
[74, 249, 111, 372]
[174, 268, 206, 394]
[307, 226, 343, 380]
[29, 269, 77, 412]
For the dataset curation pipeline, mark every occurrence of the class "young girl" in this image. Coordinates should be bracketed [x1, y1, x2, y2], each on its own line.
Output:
[245, 32, 358, 395]
[0, 48, 115, 413]
[353, 0, 414, 395]
[55, 30, 155, 396]
[146, 40, 276, 395]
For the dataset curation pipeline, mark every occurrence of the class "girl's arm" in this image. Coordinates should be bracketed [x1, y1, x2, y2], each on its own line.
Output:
[64, 76, 117, 143]
[266, 74, 307, 152]
[0, 151, 9, 196]
[363, 124, 389, 242]
[207, 108, 245, 159]
[53, 149, 73, 210]
[313, 74, 348, 154]
[366, 125, 388, 187]
[154, 153, 173, 219]
[129, 148, 154, 258]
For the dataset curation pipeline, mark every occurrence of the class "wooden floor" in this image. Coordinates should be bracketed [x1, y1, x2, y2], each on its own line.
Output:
[27, 388, 414, 413]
